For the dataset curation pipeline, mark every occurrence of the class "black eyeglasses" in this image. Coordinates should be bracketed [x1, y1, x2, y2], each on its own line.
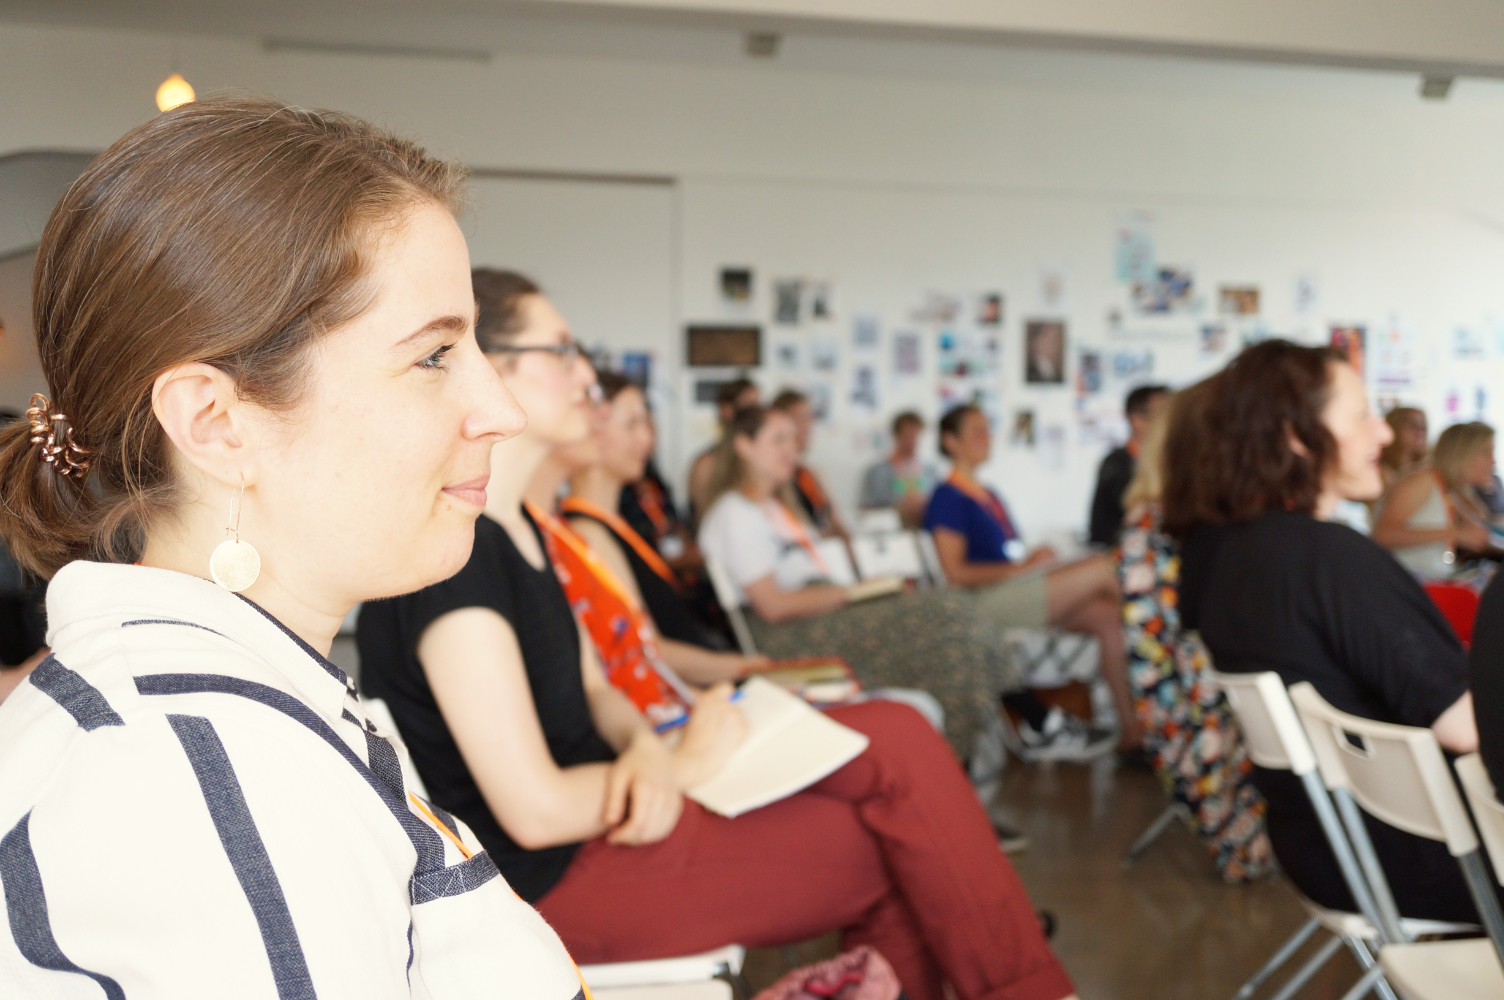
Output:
[486, 340, 585, 363]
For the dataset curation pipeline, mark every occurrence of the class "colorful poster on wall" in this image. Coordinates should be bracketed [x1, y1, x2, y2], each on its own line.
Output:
[1330, 325, 1366, 379]
[1200, 323, 1228, 354]
[1076, 350, 1103, 395]
[1115, 212, 1156, 285]
[1024, 320, 1067, 384]
[1218, 285, 1260, 316]
[1372, 321, 1415, 393]
[1010, 409, 1036, 447]
[1131, 266, 1195, 314]
[620, 352, 653, 388]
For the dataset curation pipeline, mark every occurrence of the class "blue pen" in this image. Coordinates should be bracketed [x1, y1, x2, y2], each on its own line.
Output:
[654, 686, 746, 734]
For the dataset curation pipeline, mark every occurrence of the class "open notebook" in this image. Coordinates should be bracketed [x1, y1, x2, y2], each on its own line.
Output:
[685, 676, 870, 818]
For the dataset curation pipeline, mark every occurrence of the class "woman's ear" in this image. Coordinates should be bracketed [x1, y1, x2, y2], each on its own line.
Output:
[151, 362, 248, 487]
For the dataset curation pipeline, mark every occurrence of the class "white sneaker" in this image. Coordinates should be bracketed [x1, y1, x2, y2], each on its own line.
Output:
[1016, 707, 1115, 763]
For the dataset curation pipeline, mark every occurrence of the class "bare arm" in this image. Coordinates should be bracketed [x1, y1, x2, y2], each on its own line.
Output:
[687, 452, 716, 524]
[418, 608, 623, 849]
[1372, 473, 1455, 550]
[1433, 691, 1479, 754]
[932, 527, 1046, 588]
[743, 573, 848, 623]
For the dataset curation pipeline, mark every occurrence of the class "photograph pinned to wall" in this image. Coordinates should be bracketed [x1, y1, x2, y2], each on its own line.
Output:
[773, 340, 804, 372]
[1076, 350, 1103, 396]
[893, 330, 922, 377]
[1218, 285, 1260, 316]
[810, 338, 840, 373]
[911, 292, 961, 325]
[938, 329, 980, 378]
[1131, 266, 1195, 314]
[1329, 325, 1366, 379]
[1241, 326, 1273, 349]
[687, 325, 761, 367]
[1109, 350, 1154, 383]
[1115, 211, 1156, 285]
[978, 292, 1004, 327]
[1294, 273, 1319, 314]
[808, 281, 835, 322]
[852, 314, 880, 351]
[1454, 326, 1487, 360]
[1038, 424, 1066, 470]
[1372, 320, 1415, 393]
[849, 363, 880, 414]
[1024, 320, 1067, 385]
[1010, 409, 1036, 447]
[805, 381, 833, 424]
[620, 352, 653, 388]
[773, 279, 803, 325]
[1037, 266, 1066, 312]
[720, 267, 753, 306]
[1199, 323, 1228, 354]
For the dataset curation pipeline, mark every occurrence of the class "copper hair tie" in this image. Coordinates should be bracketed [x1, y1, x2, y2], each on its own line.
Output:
[25, 393, 92, 477]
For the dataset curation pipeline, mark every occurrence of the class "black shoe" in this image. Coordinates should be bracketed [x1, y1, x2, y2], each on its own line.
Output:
[994, 822, 1029, 854]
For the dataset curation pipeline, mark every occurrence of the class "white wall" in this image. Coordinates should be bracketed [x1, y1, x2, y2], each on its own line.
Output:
[3, 21, 1504, 534]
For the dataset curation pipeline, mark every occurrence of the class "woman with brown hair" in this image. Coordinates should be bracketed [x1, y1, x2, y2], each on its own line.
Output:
[0, 100, 585, 995]
[1378, 406, 1430, 487]
[358, 272, 1078, 1000]
[1165, 339, 1482, 921]
[1372, 419, 1494, 577]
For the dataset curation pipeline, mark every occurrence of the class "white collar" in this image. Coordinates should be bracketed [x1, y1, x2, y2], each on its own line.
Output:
[46, 561, 353, 721]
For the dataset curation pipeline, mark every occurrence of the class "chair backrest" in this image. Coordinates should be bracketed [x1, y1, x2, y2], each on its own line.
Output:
[701, 554, 759, 656]
[1204, 668, 1318, 776]
[1288, 682, 1479, 856]
[1457, 754, 1504, 886]
[851, 531, 926, 581]
[916, 530, 949, 588]
[1424, 582, 1481, 648]
[855, 508, 902, 535]
[815, 537, 858, 585]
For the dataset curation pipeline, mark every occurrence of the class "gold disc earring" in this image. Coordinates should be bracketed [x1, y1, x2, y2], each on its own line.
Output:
[209, 476, 261, 592]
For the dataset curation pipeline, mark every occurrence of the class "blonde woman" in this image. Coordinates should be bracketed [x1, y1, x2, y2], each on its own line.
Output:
[1373, 420, 1494, 577]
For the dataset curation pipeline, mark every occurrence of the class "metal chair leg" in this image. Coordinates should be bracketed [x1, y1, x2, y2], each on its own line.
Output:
[1266, 933, 1346, 1000]
[1335, 963, 1387, 1000]
[1123, 803, 1189, 866]
[1229, 917, 1321, 1000]
[1341, 935, 1398, 1000]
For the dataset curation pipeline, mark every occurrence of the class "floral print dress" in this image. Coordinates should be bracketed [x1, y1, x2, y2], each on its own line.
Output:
[1119, 506, 1275, 883]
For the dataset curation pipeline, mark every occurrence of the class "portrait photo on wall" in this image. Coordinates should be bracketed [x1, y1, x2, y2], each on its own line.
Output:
[978, 292, 1004, 327]
[1011, 409, 1036, 447]
[719, 267, 752, 304]
[1024, 319, 1067, 384]
[1217, 284, 1260, 316]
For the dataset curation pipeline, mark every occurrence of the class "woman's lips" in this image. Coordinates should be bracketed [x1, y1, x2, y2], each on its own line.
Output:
[443, 475, 490, 508]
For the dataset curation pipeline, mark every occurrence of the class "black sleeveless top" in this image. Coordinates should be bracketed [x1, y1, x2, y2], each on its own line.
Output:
[357, 510, 615, 902]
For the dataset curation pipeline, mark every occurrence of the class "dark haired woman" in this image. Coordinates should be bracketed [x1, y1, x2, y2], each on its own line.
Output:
[0, 100, 585, 994]
[923, 404, 1137, 752]
[359, 273, 1078, 1000]
[1165, 339, 1482, 921]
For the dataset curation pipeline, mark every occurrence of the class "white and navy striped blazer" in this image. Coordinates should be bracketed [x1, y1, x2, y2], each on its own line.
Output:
[0, 561, 587, 1000]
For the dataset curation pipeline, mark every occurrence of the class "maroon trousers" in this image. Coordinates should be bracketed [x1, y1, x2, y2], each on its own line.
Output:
[536, 701, 1074, 1000]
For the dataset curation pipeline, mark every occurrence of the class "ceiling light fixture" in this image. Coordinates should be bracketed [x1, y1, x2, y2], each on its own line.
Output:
[1420, 75, 1454, 101]
[156, 73, 195, 112]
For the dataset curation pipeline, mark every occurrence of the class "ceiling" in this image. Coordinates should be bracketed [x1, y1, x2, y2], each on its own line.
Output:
[2, 0, 1503, 80]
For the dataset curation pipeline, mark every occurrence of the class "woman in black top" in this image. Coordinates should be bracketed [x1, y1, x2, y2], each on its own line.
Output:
[1165, 339, 1481, 921]
[1470, 573, 1504, 790]
[359, 271, 1078, 1000]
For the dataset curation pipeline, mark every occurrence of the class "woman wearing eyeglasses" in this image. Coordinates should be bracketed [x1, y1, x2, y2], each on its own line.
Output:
[357, 270, 1077, 1000]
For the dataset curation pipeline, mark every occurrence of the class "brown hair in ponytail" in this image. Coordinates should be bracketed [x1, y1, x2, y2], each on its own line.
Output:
[0, 96, 466, 578]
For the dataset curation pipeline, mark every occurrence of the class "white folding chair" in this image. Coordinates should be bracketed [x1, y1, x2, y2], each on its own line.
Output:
[855, 508, 902, 534]
[1286, 684, 1504, 1000]
[915, 530, 947, 587]
[581, 945, 746, 1000]
[1207, 668, 1413, 1000]
[851, 531, 926, 582]
[702, 554, 759, 656]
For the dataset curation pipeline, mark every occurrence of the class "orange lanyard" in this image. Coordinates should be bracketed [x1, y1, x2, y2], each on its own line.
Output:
[560, 496, 681, 590]
[763, 497, 830, 575]
[634, 479, 675, 538]
[947, 472, 1018, 540]
[525, 501, 641, 612]
[796, 466, 830, 514]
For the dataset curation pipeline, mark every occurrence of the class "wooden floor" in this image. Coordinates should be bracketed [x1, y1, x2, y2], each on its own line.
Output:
[743, 755, 1368, 1000]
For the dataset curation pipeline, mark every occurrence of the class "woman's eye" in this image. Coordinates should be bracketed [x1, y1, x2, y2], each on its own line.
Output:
[418, 344, 455, 371]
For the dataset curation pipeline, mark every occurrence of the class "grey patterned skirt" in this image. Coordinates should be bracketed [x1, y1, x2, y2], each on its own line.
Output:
[746, 589, 1025, 759]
